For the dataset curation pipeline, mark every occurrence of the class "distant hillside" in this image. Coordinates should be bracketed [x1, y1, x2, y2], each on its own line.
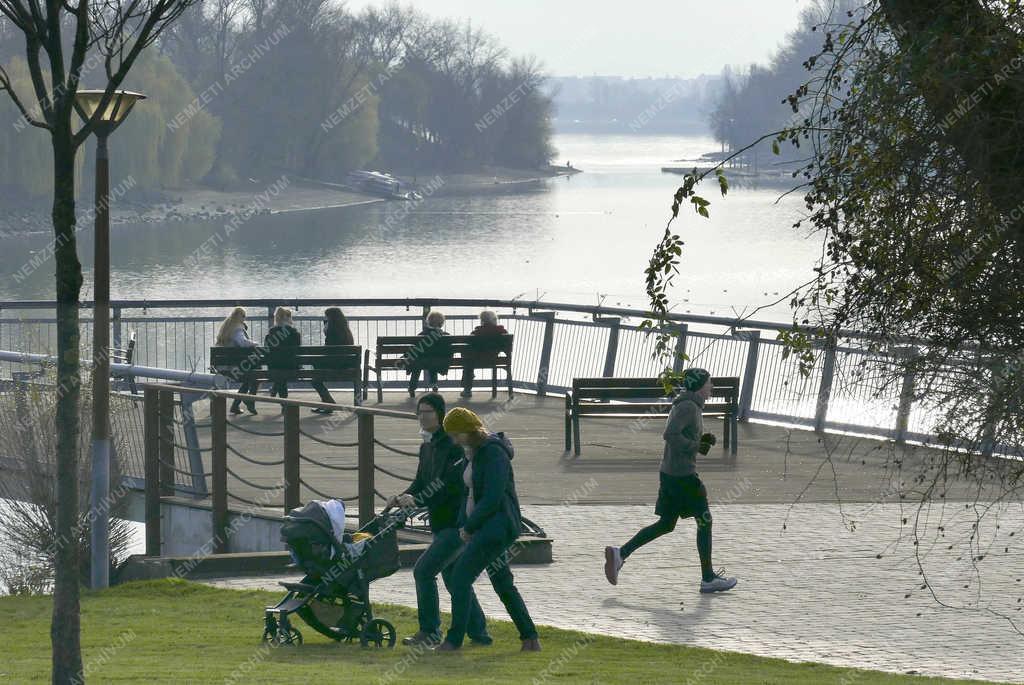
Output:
[544, 75, 721, 135]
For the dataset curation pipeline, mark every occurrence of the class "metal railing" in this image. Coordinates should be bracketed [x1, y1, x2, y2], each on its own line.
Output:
[0, 296, 1011, 455]
[140, 383, 419, 556]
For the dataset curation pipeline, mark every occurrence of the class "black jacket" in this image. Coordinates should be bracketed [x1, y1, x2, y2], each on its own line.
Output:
[458, 432, 522, 540]
[317, 323, 355, 370]
[403, 428, 466, 532]
[404, 327, 453, 375]
[265, 324, 301, 369]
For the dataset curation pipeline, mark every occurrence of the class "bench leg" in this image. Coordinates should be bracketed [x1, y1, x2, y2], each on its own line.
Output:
[564, 395, 572, 452]
[376, 371, 383, 404]
[353, 381, 361, 406]
[731, 414, 738, 457]
[572, 411, 582, 457]
[492, 367, 498, 399]
[361, 354, 370, 401]
[722, 413, 729, 451]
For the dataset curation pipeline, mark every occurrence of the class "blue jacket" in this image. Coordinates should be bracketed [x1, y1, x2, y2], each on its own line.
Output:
[458, 432, 522, 540]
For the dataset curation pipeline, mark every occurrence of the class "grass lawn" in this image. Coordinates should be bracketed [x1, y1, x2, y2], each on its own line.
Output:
[0, 579, 1009, 685]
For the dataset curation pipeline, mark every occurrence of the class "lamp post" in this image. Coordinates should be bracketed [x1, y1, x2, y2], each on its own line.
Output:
[73, 89, 146, 590]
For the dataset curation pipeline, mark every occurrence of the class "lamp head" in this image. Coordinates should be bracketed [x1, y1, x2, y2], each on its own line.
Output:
[73, 89, 146, 131]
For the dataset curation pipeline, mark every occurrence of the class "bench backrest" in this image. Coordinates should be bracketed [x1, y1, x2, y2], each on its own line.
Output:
[374, 334, 513, 370]
[210, 345, 362, 377]
[572, 376, 739, 405]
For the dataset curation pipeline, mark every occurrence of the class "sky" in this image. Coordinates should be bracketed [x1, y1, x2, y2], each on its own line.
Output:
[345, 0, 815, 78]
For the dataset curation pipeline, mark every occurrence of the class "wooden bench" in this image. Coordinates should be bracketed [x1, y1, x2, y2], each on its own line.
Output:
[110, 331, 137, 394]
[565, 376, 739, 457]
[363, 334, 513, 402]
[210, 345, 363, 404]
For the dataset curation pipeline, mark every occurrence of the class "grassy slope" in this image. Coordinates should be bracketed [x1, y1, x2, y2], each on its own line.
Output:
[0, 580, 1008, 685]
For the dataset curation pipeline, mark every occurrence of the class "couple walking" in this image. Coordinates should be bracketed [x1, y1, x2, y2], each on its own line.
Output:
[386, 394, 540, 652]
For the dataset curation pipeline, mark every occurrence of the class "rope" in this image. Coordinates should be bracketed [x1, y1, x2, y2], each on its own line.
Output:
[226, 465, 285, 491]
[299, 478, 357, 501]
[157, 434, 212, 453]
[228, 491, 284, 509]
[298, 427, 359, 448]
[156, 457, 210, 478]
[225, 420, 285, 437]
[226, 443, 285, 467]
[373, 438, 419, 457]
[373, 463, 415, 482]
[298, 452, 359, 471]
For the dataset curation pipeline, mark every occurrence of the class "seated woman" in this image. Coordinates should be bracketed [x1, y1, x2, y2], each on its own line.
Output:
[214, 306, 259, 415]
[265, 306, 301, 405]
[311, 307, 356, 414]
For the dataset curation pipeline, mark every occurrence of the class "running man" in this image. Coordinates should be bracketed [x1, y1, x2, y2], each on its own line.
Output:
[604, 368, 737, 593]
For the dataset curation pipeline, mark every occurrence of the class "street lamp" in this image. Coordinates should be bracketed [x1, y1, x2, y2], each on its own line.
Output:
[74, 89, 146, 590]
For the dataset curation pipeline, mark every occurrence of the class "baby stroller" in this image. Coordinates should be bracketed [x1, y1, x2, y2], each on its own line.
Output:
[263, 500, 404, 648]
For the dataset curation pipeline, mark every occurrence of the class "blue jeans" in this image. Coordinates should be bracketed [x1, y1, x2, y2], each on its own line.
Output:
[413, 527, 487, 638]
[445, 525, 537, 647]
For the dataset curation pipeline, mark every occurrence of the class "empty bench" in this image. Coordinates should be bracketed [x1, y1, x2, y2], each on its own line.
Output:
[210, 345, 363, 405]
[565, 376, 739, 457]
[364, 334, 513, 402]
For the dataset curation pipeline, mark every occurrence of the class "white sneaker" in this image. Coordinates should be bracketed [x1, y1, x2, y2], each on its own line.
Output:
[604, 546, 623, 585]
[700, 573, 737, 594]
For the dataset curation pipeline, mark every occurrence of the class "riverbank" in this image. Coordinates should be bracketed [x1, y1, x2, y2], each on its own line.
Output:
[0, 166, 580, 237]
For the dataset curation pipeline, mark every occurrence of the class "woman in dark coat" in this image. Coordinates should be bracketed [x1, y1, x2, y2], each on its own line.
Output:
[434, 408, 540, 653]
[310, 307, 355, 414]
[265, 306, 301, 403]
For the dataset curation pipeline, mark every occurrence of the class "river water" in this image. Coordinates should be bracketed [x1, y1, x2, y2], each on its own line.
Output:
[0, 133, 818, 321]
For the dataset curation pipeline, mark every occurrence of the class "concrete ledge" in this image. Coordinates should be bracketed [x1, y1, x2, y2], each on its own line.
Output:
[115, 536, 552, 584]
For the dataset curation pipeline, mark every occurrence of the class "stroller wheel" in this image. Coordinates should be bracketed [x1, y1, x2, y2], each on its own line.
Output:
[273, 626, 303, 646]
[359, 619, 396, 649]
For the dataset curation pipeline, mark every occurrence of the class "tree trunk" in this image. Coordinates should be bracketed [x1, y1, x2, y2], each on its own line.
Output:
[50, 126, 84, 685]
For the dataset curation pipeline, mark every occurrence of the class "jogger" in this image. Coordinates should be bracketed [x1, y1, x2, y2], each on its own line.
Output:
[605, 368, 737, 593]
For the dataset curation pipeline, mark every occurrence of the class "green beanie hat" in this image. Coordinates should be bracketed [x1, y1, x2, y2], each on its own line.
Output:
[681, 368, 711, 392]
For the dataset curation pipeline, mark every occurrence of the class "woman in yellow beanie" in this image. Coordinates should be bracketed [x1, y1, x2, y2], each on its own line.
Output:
[434, 408, 541, 652]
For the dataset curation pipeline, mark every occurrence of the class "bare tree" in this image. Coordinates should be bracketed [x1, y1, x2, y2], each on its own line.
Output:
[0, 2, 197, 681]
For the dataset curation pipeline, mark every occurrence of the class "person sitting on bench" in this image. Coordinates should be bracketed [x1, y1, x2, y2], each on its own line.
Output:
[310, 307, 355, 414]
[460, 310, 507, 399]
[407, 310, 451, 397]
[265, 306, 301, 404]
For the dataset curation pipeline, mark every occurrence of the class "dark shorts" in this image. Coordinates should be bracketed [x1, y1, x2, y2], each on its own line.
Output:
[654, 472, 710, 520]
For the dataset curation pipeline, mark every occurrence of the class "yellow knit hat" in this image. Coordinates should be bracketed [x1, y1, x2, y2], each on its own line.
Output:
[443, 407, 484, 434]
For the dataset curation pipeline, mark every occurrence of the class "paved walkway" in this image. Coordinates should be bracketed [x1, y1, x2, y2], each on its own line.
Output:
[206, 502, 1024, 683]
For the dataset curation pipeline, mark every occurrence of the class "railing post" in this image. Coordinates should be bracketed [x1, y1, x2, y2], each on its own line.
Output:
[894, 346, 918, 443]
[283, 403, 300, 514]
[143, 388, 161, 556]
[535, 311, 556, 396]
[112, 306, 122, 353]
[158, 390, 175, 497]
[736, 330, 761, 421]
[600, 317, 621, 377]
[672, 323, 689, 373]
[180, 392, 207, 496]
[358, 412, 375, 527]
[814, 336, 838, 433]
[210, 395, 228, 554]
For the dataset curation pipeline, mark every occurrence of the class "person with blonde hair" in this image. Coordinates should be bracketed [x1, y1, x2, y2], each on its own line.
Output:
[215, 307, 259, 415]
[433, 407, 539, 653]
[265, 306, 301, 404]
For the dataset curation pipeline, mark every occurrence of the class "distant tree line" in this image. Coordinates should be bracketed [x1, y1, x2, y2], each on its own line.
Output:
[708, 1, 857, 166]
[0, 1, 555, 201]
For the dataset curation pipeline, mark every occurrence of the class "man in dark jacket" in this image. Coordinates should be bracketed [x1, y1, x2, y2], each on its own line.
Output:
[265, 306, 301, 402]
[386, 393, 490, 647]
[434, 408, 540, 653]
[460, 310, 509, 399]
